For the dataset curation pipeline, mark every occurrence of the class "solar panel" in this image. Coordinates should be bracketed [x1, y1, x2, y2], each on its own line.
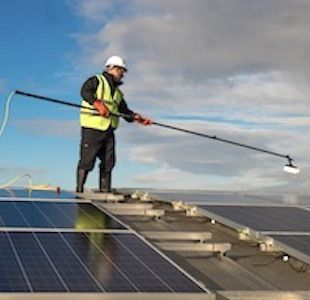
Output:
[0, 189, 74, 199]
[198, 205, 310, 232]
[249, 194, 310, 206]
[0, 201, 124, 229]
[0, 233, 31, 292]
[150, 191, 266, 204]
[150, 191, 310, 206]
[269, 235, 310, 259]
[0, 193, 207, 294]
[0, 232, 206, 293]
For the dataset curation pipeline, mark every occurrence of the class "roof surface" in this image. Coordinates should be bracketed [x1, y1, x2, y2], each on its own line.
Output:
[0, 188, 309, 299]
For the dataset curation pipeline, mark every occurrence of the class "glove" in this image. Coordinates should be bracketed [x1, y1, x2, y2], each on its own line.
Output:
[93, 100, 109, 117]
[134, 114, 152, 126]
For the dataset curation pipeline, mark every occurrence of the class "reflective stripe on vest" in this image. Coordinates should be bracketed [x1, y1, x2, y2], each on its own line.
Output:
[80, 74, 123, 131]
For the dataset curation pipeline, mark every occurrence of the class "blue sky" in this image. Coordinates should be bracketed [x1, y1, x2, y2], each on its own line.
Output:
[1, 0, 310, 193]
[1, 0, 87, 189]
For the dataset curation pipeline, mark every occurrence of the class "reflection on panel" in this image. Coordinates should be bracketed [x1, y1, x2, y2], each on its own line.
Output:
[0, 201, 124, 229]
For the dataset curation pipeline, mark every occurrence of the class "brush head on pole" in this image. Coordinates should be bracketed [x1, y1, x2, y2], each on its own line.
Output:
[283, 159, 300, 174]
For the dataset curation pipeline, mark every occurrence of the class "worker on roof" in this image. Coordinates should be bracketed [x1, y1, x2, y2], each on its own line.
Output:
[76, 55, 152, 193]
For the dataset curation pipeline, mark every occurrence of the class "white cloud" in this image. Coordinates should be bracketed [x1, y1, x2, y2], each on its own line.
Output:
[130, 163, 291, 192]
[131, 163, 229, 190]
[70, 0, 111, 21]
[69, 0, 310, 193]
[73, 0, 310, 76]
[117, 117, 307, 192]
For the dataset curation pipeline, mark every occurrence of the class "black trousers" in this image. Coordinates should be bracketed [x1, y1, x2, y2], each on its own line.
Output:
[77, 127, 115, 174]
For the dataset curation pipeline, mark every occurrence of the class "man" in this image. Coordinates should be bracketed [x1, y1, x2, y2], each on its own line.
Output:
[76, 55, 152, 193]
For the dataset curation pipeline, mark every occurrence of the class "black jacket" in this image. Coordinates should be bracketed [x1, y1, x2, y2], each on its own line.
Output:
[81, 72, 135, 122]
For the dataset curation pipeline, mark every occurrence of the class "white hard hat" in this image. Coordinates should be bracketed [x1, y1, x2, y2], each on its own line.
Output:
[105, 55, 127, 71]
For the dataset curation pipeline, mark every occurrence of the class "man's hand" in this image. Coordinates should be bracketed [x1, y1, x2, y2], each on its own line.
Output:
[93, 100, 109, 117]
[134, 114, 152, 126]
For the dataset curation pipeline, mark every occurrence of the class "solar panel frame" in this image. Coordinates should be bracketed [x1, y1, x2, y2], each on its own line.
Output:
[0, 201, 125, 230]
[0, 195, 210, 294]
[269, 234, 310, 265]
[0, 189, 76, 199]
[149, 191, 272, 204]
[94, 203, 211, 293]
[194, 203, 310, 266]
[0, 232, 208, 293]
[197, 205, 310, 232]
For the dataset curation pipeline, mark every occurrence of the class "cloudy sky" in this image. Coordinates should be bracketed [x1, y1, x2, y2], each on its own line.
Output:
[0, 0, 309, 193]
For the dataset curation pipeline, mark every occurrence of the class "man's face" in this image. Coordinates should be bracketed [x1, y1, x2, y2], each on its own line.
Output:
[109, 66, 126, 82]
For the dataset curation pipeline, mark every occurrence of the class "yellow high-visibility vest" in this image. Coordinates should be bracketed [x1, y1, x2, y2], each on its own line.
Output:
[80, 74, 123, 131]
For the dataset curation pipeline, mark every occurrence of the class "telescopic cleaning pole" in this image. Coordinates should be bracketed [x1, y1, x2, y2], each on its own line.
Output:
[14, 90, 300, 174]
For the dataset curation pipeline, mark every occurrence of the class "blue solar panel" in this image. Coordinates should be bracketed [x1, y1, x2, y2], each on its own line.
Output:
[10, 232, 67, 292]
[199, 205, 310, 232]
[0, 233, 30, 292]
[0, 192, 207, 294]
[0, 232, 205, 293]
[0, 189, 74, 199]
[270, 235, 310, 257]
[0, 201, 124, 229]
[150, 191, 263, 204]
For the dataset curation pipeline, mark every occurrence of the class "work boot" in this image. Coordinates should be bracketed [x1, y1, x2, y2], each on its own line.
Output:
[99, 171, 112, 193]
[76, 168, 88, 193]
